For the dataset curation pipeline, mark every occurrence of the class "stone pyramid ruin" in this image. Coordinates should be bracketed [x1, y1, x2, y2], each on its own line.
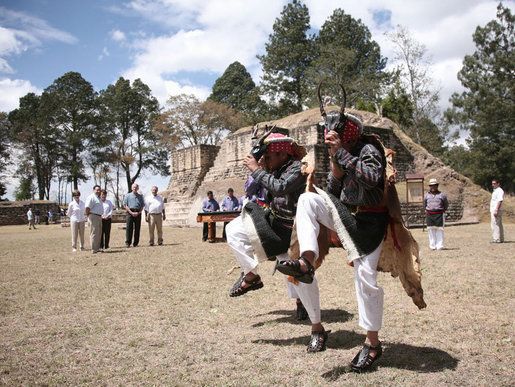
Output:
[162, 107, 498, 227]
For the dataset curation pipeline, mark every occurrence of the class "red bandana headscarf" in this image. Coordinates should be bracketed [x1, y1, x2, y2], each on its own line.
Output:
[341, 119, 360, 143]
[265, 133, 306, 160]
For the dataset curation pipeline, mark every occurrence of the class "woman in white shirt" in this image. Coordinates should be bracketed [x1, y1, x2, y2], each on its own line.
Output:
[67, 190, 86, 252]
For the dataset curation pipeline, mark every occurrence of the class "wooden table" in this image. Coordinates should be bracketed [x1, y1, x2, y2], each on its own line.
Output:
[196, 211, 241, 242]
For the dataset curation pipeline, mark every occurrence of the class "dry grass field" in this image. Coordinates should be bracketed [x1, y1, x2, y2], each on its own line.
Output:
[0, 222, 514, 386]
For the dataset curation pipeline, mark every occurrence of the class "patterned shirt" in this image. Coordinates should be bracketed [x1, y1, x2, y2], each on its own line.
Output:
[326, 141, 384, 206]
[251, 158, 306, 220]
[424, 191, 448, 212]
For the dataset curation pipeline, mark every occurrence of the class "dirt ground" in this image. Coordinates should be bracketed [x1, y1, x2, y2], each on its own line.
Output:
[0, 222, 513, 386]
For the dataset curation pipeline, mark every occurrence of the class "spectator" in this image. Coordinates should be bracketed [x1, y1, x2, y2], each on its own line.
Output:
[85, 185, 103, 254]
[27, 207, 36, 230]
[201, 191, 219, 242]
[123, 183, 145, 248]
[100, 190, 114, 250]
[34, 208, 40, 225]
[67, 190, 86, 252]
[144, 186, 166, 246]
[424, 178, 449, 250]
[221, 188, 240, 240]
[490, 179, 504, 243]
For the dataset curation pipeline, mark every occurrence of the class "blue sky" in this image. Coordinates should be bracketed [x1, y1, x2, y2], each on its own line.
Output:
[0, 0, 511, 200]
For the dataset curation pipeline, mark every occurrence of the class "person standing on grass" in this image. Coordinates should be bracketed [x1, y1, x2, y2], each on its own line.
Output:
[67, 190, 86, 252]
[201, 191, 220, 242]
[27, 207, 36, 230]
[221, 188, 240, 241]
[144, 186, 166, 246]
[490, 179, 504, 243]
[85, 185, 103, 254]
[100, 189, 113, 250]
[424, 178, 449, 250]
[124, 183, 145, 248]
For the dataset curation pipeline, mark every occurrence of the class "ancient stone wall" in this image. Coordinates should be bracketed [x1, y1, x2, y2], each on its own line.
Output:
[0, 201, 61, 226]
[166, 144, 220, 199]
[164, 107, 478, 227]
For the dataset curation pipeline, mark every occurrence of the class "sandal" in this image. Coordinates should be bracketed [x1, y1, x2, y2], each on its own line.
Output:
[296, 301, 309, 321]
[350, 342, 383, 372]
[306, 329, 331, 353]
[275, 257, 315, 284]
[229, 273, 264, 297]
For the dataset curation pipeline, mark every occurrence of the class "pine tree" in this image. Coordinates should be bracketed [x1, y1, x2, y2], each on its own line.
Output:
[208, 61, 265, 124]
[309, 9, 386, 108]
[258, 0, 313, 117]
[446, 4, 515, 192]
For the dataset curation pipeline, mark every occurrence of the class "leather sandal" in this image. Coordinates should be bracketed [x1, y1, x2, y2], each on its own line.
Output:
[296, 301, 309, 321]
[350, 342, 383, 372]
[306, 329, 331, 353]
[275, 257, 315, 284]
[229, 273, 264, 297]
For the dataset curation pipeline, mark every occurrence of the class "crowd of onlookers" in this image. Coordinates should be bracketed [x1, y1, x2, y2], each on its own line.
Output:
[25, 177, 506, 252]
[26, 183, 166, 253]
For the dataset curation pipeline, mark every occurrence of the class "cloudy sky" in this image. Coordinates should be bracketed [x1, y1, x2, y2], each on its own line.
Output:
[0, 0, 511, 199]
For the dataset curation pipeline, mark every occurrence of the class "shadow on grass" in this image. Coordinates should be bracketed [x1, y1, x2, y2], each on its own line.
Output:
[252, 329, 364, 351]
[321, 342, 459, 381]
[252, 308, 353, 327]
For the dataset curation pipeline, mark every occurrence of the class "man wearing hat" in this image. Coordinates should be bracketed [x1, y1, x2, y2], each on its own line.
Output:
[424, 178, 449, 250]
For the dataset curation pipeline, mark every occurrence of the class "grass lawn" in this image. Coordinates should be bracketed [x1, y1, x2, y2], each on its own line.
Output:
[0, 222, 513, 385]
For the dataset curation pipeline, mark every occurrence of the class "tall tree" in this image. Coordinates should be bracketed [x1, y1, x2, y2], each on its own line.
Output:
[99, 77, 168, 193]
[387, 26, 442, 147]
[446, 4, 515, 192]
[208, 61, 266, 124]
[41, 72, 99, 190]
[9, 93, 59, 199]
[309, 9, 387, 108]
[258, 0, 313, 117]
[0, 112, 10, 199]
[154, 94, 244, 150]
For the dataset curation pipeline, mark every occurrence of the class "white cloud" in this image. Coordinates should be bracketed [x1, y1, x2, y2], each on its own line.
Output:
[119, 0, 282, 104]
[0, 7, 77, 75]
[0, 77, 41, 112]
[98, 46, 110, 61]
[116, 0, 505, 112]
[110, 29, 126, 42]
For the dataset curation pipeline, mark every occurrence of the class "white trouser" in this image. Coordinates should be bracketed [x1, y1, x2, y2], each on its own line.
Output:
[227, 216, 260, 274]
[491, 211, 504, 242]
[295, 192, 384, 331]
[427, 226, 444, 250]
[227, 215, 318, 317]
[286, 277, 322, 324]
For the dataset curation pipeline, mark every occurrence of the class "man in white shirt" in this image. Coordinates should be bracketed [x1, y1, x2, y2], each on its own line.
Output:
[490, 179, 504, 243]
[144, 186, 166, 246]
[100, 189, 114, 250]
[27, 207, 36, 230]
[85, 185, 103, 253]
[67, 190, 86, 251]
